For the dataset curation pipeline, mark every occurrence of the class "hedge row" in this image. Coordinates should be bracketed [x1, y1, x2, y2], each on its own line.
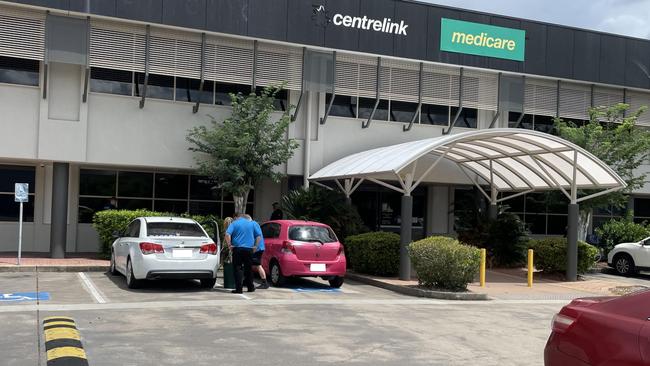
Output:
[528, 238, 598, 274]
[344, 232, 400, 276]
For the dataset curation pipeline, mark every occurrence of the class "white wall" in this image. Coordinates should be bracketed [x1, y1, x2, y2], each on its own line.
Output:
[0, 83, 39, 159]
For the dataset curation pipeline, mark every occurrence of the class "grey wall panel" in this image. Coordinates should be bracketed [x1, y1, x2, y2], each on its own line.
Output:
[427, 6, 461, 65]
[545, 26, 574, 79]
[70, 0, 116, 16]
[572, 30, 600, 83]
[358, 0, 395, 56]
[287, 0, 325, 47]
[162, 0, 206, 30]
[521, 21, 546, 76]
[324, 0, 360, 52]
[625, 38, 650, 89]
[488, 16, 522, 73]
[247, 0, 288, 41]
[458, 12, 491, 69]
[206, 0, 248, 36]
[599, 35, 626, 86]
[393, 1, 428, 61]
[116, 0, 163, 23]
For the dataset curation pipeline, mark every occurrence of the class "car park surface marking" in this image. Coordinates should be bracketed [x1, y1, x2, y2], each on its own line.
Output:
[0, 292, 50, 302]
[77, 272, 107, 304]
[43, 317, 89, 366]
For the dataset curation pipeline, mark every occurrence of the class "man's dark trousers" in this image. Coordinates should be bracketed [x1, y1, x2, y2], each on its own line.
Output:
[232, 247, 255, 292]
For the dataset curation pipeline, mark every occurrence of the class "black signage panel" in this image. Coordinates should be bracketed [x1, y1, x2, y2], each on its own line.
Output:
[457, 12, 492, 68]
[206, 0, 248, 36]
[248, 0, 288, 41]
[625, 38, 650, 89]
[287, 0, 326, 47]
[358, 0, 396, 56]
[572, 30, 600, 83]
[116, 0, 163, 23]
[70, 0, 117, 16]
[520, 21, 547, 77]
[323, 0, 361, 52]
[488, 16, 523, 73]
[426, 6, 461, 65]
[16, 0, 68, 9]
[546, 26, 574, 79]
[393, 1, 428, 61]
[599, 35, 626, 86]
[162, 0, 207, 30]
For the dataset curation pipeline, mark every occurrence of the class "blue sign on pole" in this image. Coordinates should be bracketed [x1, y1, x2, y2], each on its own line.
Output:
[14, 183, 29, 203]
[0, 292, 50, 302]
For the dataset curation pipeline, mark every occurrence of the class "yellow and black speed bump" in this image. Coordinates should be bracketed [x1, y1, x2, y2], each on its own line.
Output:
[42, 316, 89, 366]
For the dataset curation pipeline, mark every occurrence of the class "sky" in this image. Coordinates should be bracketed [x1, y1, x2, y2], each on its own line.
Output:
[419, 0, 650, 39]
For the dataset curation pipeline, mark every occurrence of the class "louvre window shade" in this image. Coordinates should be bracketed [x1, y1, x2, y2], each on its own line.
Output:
[627, 91, 650, 126]
[205, 36, 253, 86]
[90, 20, 146, 72]
[149, 28, 202, 79]
[464, 70, 498, 110]
[256, 43, 302, 90]
[525, 79, 557, 117]
[422, 64, 460, 107]
[559, 82, 590, 120]
[382, 59, 419, 103]
[0, 5, 45, 61]
[357, 56, 378, 98]
[593, 87, 624, 109]
[334, 54, 359, 97]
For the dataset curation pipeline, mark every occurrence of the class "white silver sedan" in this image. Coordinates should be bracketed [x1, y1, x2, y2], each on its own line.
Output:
[109, 217, 220, 289]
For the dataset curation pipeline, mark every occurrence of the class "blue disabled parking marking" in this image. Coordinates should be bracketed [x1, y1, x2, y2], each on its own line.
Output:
[291, 287, 341, 293]
[0, 292, 50, 302]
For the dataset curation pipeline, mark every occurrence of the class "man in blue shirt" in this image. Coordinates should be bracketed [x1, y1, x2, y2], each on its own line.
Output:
[245, 215, 269, 289]
[225, 213, 262, 293]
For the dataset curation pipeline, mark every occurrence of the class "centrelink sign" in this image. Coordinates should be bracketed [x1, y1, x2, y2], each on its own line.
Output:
[440, 18, 526, 61]
[332, 13, 409, 36]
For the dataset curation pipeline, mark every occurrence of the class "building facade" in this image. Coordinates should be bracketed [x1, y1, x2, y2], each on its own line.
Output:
[0, 0, 649, 253]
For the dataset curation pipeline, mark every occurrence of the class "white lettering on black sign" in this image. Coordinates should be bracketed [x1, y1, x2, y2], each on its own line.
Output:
[332, 14, 408, 36]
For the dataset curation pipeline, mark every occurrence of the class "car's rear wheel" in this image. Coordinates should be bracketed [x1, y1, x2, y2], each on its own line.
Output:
[269, 261, 287, 287]
[200, 278, 217, 289]
[125, 258, 141, 289]
[109, 251, 118, 276]
[613, 254, 635, 276]
[329, 276, 344, 288]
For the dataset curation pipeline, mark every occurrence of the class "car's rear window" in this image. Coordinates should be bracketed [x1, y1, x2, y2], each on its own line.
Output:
[288, 225, 338, 243]
[146, 222, 206, 237]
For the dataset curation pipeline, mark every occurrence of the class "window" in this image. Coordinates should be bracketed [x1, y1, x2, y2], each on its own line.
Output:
[389, 100, 418, 123]
[146, 222, 205, 237]
[325, 94, 357, 118]
[422, 104, 450, 126]
[506, 192, 569, 235]
[358, 98, 388, 121]
[0, 165, 35, 222]
[0, 56, 39, 86]
[90, 67, 133, 96]
[215, 82, 252, 106]
[509, 112, 556, 134]
[155, 173, 188, 200]
[261, 223, 281, 238]
[288, 225, 337, 243]
[153, 200, 188, 214]
[118, 172, 153, 198]
[175, 78, 214, 104]
[79, 169, 116, 196]
[450, 107, 477, 128]
[255, 86, 288, 111]
[135, 73, 174, 100]
[127, 220, 141, 237]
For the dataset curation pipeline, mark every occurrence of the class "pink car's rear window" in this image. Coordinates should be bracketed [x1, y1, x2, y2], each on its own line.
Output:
[288, 225, 337, 243]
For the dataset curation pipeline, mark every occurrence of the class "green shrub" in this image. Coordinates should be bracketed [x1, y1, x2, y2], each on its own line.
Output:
[409, 236, 481, 291]
[595, 217, 650, 253]
[528, 238, 598, 274]
[92, 209, 223, 259]
[344, 232, 400, 276]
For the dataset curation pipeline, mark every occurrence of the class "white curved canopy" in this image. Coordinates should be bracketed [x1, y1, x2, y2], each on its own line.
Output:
[310, 129, 626, 201]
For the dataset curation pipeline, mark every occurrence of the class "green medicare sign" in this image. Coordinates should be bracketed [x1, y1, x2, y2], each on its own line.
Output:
[440, 18, 526, 61]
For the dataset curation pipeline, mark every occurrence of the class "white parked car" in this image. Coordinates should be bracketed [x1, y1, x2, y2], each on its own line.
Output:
[607, 236, 650, 276]
[110, 217, 220, 289]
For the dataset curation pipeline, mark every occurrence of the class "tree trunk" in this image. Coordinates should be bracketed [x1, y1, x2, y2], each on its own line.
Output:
[233, 188, 250, 215]
[577, 209, 592, 242]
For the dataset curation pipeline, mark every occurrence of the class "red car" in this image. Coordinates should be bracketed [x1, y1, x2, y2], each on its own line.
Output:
[260, 220, 346, 288]
[545, 289, 650, 365]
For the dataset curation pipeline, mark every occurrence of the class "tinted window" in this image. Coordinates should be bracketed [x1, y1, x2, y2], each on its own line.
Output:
[135, 73, 174, 100]
[118, 172, 153, 197]
[0, 56, 39, 86]
[190, 175, 220, 200]
[155, 173, 188, 199]
[390, 100, 418, 123]
[422, 104, 449, 126]
[261, 223, 280, 238]
[451, 107, 478, 128]
[79, 169, 116, 196]
[90, 68, 133, 96]
[154, 200, 188, 214]
[215, 82, 251, 106]
[146, 222, 205, 237]
[358, 98, 388, 121]
[326, 94, 357, 118]
[78, 197, 110, 224]
[256, 86, 288, 111]
[0, 165, 35, 193]
[127, 220, 141, 237]
[118, 199, 152, 210]
[175, 78, 214, 103]
[0, 195, 34, 222]
[288, 225, 337, 243]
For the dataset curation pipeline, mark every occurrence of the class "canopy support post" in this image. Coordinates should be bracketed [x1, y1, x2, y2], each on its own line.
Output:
[399, 173, 414, 281]
[567, 150, 579, 282]
[489, 160, 498, 219]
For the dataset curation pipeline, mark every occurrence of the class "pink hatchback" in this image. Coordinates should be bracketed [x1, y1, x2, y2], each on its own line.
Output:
[260, 220, 346, 288]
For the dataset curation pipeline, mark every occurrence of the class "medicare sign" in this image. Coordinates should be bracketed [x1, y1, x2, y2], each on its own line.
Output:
[440, 18, 525, 61]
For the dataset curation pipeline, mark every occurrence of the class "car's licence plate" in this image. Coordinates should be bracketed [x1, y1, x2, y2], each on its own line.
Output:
[172, 249, 193, 258]
[310, 263, 326, 272]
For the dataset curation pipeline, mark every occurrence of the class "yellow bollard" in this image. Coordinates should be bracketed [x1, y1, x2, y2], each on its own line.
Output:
[527, 249, 534, 288]
[480, 248, 486, 287]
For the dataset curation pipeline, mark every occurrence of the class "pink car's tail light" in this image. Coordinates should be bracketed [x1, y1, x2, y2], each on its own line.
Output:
[337, 244, 344, 256]
[282, 240, 296, 255]
[200, 243, 217, 255]
[551, 313, 576, 333]
[140, 242, 164, 255]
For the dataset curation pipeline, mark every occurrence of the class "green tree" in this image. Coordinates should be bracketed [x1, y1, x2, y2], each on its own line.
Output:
[187, 85, 299, 214]
[554, 103, 650, 239]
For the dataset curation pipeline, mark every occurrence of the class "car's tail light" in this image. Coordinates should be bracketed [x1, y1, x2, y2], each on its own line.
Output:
[281, 240, 296, 254]
[337, 244, 344, 256]
[200, 243, 217, 255]
[551, 313, 576, 333]
[139, 242, 164, 255]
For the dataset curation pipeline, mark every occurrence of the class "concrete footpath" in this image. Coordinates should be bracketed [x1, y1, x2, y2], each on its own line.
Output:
[0, 253, 109, 272]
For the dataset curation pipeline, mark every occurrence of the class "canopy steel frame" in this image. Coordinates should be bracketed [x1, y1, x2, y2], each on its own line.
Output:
[361, 57, 382, 129]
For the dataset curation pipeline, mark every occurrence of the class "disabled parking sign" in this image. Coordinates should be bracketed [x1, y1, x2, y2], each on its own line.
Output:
[0, 292, 50, 302]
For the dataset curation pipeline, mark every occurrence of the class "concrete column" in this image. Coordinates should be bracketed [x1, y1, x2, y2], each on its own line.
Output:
[489, 204, 498, 220]
[50, 162, 69, 258]
[566, 203, 579, 281]
[399, 194, 413, 280]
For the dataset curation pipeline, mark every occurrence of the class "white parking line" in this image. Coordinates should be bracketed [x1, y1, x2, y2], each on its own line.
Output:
[78, 272, 108, 304]
[239, 294, 252, 300]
